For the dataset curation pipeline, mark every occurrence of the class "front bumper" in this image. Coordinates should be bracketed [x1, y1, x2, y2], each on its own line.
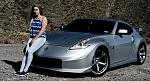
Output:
[31, 44, 97, 73]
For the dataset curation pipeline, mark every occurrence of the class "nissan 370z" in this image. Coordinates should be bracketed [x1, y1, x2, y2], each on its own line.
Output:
[31, 19, 147, 75]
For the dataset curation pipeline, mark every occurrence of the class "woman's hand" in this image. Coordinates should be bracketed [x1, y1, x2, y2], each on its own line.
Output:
[31, 38, 37, 44]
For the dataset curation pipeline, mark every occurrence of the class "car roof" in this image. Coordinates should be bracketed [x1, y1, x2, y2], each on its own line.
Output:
[74, 18, 125, 23]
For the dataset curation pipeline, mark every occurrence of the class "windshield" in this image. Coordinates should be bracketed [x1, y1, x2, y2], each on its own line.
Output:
[62, 19, 115, 34]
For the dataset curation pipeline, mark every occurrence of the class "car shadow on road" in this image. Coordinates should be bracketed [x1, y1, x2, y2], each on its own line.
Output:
[2, 60, 21, 72]
[2, 60, 134, 78]
[1, 60, 92, 78]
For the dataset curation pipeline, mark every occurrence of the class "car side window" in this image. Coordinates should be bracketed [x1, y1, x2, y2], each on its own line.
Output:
[116, 22, 133, 35]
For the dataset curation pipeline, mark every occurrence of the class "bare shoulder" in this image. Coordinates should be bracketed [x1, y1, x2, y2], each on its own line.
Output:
[40, 16, 47, 23]
[42, 16, 47, 20]
[41, 16, 48, 25]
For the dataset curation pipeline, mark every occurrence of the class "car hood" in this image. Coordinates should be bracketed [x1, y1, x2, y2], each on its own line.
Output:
[45, 31, 97, 47]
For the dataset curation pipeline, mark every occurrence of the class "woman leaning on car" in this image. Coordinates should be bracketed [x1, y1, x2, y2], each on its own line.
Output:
[14, 4, 48, 76]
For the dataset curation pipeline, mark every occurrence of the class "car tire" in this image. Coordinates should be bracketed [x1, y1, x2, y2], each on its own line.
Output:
[136, 43, 146, 65]
[91, 48, 109, 75]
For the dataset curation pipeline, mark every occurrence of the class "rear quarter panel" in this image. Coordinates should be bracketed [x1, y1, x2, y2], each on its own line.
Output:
[132, 28, 146, 61]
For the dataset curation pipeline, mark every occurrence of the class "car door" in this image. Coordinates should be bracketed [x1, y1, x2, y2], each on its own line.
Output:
[114, 22, 134, 63]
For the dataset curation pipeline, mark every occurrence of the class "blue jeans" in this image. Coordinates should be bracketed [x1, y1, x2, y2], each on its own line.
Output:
[20, 37, 46, 72]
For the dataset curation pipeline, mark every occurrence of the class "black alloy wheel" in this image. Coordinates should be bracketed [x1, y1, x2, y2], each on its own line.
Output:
[91, 49, 109, 75]
[136, 44, 146, 65]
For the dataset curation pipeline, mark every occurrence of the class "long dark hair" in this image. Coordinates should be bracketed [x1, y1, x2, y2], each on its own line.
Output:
[30, 4, 43, 20]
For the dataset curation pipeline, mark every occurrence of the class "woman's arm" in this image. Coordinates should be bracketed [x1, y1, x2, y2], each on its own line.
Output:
[27, 19, 33, 33]
[31, 16, 48, 44]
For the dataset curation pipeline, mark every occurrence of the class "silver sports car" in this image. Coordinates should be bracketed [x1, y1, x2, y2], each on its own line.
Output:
[31, 19, 147, 75]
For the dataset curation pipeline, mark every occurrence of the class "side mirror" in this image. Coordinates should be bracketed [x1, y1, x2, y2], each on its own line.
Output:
[118, 29, 128, 34]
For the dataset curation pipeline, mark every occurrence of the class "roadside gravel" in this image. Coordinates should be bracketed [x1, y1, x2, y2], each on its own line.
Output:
[0, 44, 150, 81]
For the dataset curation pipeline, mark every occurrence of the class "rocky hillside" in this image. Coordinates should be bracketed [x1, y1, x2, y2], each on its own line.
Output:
[0, 0, 150, 44]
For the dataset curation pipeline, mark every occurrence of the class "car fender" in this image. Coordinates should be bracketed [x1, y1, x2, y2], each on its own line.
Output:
[88, 39, 113, 66]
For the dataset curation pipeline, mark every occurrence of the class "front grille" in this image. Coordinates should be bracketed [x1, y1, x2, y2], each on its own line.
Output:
[32, 55, 62, 68]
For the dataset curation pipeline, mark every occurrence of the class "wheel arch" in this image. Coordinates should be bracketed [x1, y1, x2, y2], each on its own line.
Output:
[134, 39, 147, 55]
[94, 45, 110, 64]
[96, 45, 109, 54]
[139, 41, 147, 48]
[136, 40, 147, 53]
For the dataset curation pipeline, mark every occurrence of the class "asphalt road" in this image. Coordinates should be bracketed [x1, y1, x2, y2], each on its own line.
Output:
[0, 44, 150, 81]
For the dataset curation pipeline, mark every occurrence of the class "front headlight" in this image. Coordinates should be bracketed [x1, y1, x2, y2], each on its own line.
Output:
[69, 39, 90, 50]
